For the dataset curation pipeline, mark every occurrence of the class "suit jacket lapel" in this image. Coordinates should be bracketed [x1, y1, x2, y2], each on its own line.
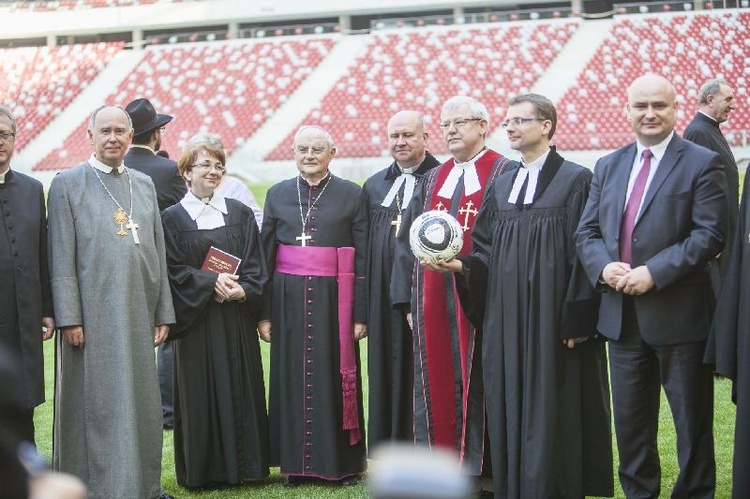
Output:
[637, 135, 682, 224]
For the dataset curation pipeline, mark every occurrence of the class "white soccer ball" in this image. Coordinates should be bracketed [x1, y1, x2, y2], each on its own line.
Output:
[409, 210, 464, 264]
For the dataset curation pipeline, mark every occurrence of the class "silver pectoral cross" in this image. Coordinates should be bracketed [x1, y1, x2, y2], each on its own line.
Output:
[296, 231, 312, 247]
[125, 218, 140, 245]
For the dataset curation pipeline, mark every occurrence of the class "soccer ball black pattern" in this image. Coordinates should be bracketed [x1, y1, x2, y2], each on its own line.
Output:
[409, 210, 464, 263]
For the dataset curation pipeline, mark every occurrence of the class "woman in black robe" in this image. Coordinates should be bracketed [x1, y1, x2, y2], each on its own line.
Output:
[161, 141, 269, 489]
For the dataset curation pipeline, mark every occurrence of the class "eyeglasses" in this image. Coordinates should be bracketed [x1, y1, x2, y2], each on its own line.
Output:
[295, 145, 328, 156]
[191, 162, 226, 173]
[501, 117, 547, 129]
[159, 126, 167, 135]
[438, 118, 483, 130]
[0, 131, 17, 141]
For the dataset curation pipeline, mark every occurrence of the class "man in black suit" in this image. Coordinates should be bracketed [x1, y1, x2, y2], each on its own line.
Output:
[684, 79, 738, 283]
[124, 98, 186, 212]
[576, 74, 728, 498]
[125, 98, 186, 430]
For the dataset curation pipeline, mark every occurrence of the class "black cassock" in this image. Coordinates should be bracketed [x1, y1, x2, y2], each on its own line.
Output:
[162, 200, 269, 488]
[260, 174, 367, 480]
[684, 111, 739, 290]
[459, 152, 613, 498]
[706, 175, 750, 499]
[362, 153, 440, 450]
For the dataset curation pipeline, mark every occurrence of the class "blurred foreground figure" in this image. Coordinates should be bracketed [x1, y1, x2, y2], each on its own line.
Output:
[369, 444, 471, 499]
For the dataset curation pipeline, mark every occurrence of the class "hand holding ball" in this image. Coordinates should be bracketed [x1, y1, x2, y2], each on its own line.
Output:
[409, 210, 464, 263]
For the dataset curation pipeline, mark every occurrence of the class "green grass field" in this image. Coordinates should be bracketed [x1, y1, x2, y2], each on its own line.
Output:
[31, 181, 738, 498]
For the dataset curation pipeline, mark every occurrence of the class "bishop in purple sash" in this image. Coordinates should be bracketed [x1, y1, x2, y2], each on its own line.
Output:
[258, 125, 367, 487]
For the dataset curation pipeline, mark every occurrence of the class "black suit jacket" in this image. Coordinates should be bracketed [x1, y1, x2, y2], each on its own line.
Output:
[575, 134, 728, 345]
[124, 147, 186, 212]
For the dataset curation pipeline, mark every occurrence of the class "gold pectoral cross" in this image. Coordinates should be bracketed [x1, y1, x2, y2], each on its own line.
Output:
[296, 231, 312, 247]
[391, 213, 402, 235]
[458, 200, 478, 231]
[125, 218, 140, 245]
[114, 208, 128, 236]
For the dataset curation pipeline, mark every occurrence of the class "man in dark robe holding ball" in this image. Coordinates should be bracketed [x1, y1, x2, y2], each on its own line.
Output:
[430, 94, 613, 498]
[391, 96, 509, 476]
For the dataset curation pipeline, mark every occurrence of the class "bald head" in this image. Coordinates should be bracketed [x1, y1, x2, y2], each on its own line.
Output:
[626, 74, 678, 147]
[388, 110, 428, 169]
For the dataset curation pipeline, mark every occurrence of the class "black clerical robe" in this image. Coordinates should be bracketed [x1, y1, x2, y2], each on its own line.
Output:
[363, 152, 440, 450]
[460, 150, 613, 498]
[260, 174, 367, 480]
[162, 199, 269, 488]
[706, 176, 750, 499]
[391, 149, 509, 473]
[0, 169, 52, 411]
[684, 112, 739, 280]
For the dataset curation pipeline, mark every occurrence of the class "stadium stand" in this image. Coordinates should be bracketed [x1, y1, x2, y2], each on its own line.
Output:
[553, 10, 750, 151]
[1, 41, 124, 151]
[264, 19, 582, 159]
[9, 0, 160, 12]
[33, 36, 335, 171]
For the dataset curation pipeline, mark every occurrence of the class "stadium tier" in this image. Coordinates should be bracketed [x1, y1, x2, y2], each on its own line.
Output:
[33, 37, 335, 171]
[8, 0, 159, 11]
[1, 41, 124, 152]
[264, 19, 581, 160]
[6, 9, 748, 171]
[554, 10, 750, 151]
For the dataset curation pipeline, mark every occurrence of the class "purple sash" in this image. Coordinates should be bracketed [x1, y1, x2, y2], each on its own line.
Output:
[276, 244, 361, 445]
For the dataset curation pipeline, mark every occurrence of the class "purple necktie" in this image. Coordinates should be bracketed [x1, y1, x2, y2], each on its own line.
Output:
[619, 149, 653, 264]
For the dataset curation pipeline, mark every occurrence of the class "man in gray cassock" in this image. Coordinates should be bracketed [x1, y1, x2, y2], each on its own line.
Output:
[48, 106, 175, 499]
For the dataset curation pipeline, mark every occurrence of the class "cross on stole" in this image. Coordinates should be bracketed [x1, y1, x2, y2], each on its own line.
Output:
[458, 200, 478, 231]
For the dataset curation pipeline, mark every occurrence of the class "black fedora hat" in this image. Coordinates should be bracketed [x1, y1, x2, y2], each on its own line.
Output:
[125, 98, 173, 136]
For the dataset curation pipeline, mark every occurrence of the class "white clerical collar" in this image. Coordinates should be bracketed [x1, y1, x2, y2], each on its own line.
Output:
[181, 191, 228, 230]
[436, 149, 486, 199]
[508, 148, 550, 205]
[0, 169, 7, 185]
[636, 131, 673, 164]
[698, 110, 719, 124]
[399, 163, 420, 174]
[89, 153, 125, 174]
[129, 144, 155, 153]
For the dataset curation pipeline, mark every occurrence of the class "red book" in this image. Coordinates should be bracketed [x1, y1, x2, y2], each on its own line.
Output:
[201, 246, 241, 274]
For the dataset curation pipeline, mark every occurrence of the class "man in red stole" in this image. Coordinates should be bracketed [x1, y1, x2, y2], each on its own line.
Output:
[391, 96, 510, 476]
[258, 125, 367, 487]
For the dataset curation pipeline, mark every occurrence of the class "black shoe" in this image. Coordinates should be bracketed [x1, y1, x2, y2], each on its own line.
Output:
[157, 493, 174, 499]
[340, 475, 359, 487]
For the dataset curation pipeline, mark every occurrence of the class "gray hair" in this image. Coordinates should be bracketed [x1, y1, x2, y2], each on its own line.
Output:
[88, 105, 133, 132]
[187, 132, 225, 151]
[441, 96, 490, 127]
[699, 79, 730, 105]
[0, 106, 17, 133]
[294, 125, 335, 148]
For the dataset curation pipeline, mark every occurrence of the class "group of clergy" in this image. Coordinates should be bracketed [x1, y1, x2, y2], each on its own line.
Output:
[1, 72, 747, 498]
[368, 76, 746, 499]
